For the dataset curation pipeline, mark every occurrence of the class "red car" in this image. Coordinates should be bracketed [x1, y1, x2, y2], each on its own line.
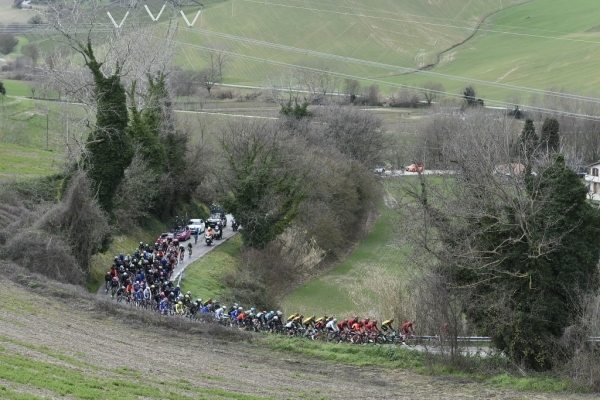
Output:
[156, 232, 174, 245]
[176, 227, 191, 241]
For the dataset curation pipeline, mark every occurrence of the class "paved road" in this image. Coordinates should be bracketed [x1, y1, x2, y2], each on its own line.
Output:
[97, 215, 237, 295]
[380, 169, 456, 178]
[170, 215, 237, 284]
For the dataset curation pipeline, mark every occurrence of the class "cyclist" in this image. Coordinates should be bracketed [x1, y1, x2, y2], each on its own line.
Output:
[351, 319, 363, 333]
[365, 319, 380, 334]
[104, 272, 112, 293]
[326, 318, 339, 332]
[215, 305, 225, 321]
[381, 319, 394, 332]
[110, 277, 120, 298]
[401, 320, 415, 338]
[175, 301, 185, 315]
[187, 242, 193, 258]
[143, 285, 151, 303]
[302, 315, 316, 329]
[337, 318, 351, 332]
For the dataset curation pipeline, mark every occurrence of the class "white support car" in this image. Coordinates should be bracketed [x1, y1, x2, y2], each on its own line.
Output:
[187, 219, 205, 235]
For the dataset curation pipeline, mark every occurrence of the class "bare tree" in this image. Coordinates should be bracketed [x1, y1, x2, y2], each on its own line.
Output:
[199, 52, 226, 96]
[421, 81, 444, 105]
[314, 105, 384, 166]
[343, 78, 360, 104]
[407, 109, 599, 369]
[299, 64, 336, 104]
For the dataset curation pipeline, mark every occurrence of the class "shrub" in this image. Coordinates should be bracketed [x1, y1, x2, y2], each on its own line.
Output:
[0, 33, 18, 54]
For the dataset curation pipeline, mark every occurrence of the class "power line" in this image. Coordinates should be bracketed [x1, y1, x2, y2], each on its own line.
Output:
[180, 26, 600, 105]
[239, 0, 600, 46]
[167, 37, 600, 121]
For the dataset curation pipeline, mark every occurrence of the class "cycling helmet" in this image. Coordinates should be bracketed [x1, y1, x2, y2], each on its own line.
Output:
[273, 316, 279, 321]
[186, 291, 191, 295]
[151, 285, 155, 289]
[178, 301, 183, 305]
[238, 307, 243, 311]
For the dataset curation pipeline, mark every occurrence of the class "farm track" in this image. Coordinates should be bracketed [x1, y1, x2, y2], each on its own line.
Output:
[383, 0, 534, 78]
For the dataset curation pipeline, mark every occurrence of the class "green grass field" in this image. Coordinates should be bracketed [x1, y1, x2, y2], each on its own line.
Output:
[181, 235, 242, 300]
[1, 79, 32, 97]
[165, 0, 600, 104]
[281, 179, 415, 319]
[0, 142, 60, 181]
[390, 0, 600, 102]
[173, 0, 520, 86]
[264, 336, 582, 393]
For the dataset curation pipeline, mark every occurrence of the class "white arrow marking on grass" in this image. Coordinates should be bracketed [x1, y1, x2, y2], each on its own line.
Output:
[106, 11, 129, 28]
[144, 4, 166, 21]
[180, 9, 201, 27]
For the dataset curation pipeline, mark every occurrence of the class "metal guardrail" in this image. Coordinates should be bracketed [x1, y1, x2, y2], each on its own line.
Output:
[414, 336, 600, 343]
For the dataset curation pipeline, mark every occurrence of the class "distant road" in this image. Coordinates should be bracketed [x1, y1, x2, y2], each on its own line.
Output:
[170, 215, 237, 284]
[381, 170, 456, 178]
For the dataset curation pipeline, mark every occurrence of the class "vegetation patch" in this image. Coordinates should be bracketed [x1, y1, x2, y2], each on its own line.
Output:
[282, 179, 414, 317]
[263, 336, 585, 393]
[181, 235, 242, 300]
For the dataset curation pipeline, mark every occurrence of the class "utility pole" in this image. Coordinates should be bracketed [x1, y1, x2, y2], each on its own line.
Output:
[46, 112, 49, 150]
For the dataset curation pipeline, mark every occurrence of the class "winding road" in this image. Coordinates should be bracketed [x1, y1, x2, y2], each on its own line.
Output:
[169, 215, 237, 284]
[97, 215, 237, 295]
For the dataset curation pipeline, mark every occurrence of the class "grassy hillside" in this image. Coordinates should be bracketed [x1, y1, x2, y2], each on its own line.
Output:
[181, 235, 242, 301]
[390, 0, 600, 102]
[0, 94, 88, 181]
[0, 142, 60, 181]
[282, 178, 416, 319]
[173, 0, 522, 86]
[168, 0, 600, 105]
[0, 264, 587, 398]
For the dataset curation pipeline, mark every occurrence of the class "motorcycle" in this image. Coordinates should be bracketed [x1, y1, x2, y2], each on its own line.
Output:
[214, 226, 223, 240]
[205, 234, 213, 246]
[231, 220, 239, 232]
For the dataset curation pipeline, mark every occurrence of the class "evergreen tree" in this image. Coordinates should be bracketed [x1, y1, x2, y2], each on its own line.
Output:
[463, 85, 476, 107]
[519, 119, 538, 160]
[126, 81, 165, 174]
[147, 73, 189, 218]
[222, 126, 304, 248]
[456, 155, 600, 370]
[540, 118, 560, 153]
[80, 39, 131, 212]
